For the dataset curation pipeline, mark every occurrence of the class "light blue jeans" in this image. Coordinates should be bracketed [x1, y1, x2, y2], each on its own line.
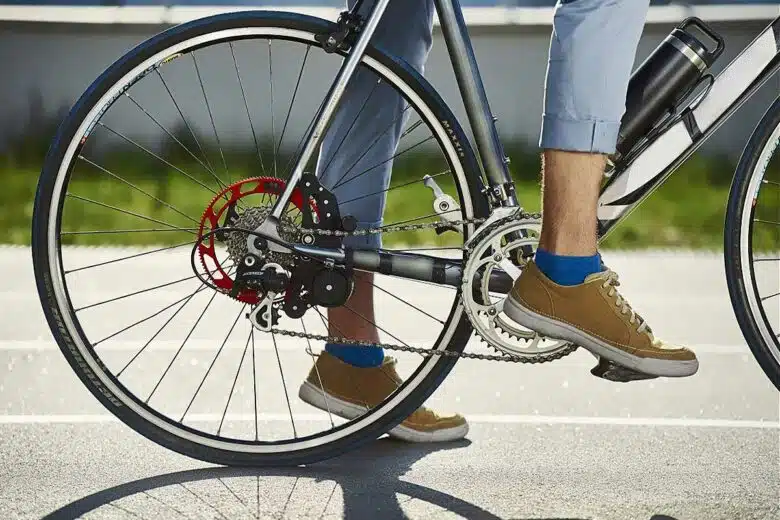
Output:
[316, 0, 650, 249]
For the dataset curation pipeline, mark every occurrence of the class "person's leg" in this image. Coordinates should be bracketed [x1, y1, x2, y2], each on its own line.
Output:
[504, 0, 699, 378]
[315, 0, 434, 367]
[299, 0, 468, 442]
[538, 0, 647, 271]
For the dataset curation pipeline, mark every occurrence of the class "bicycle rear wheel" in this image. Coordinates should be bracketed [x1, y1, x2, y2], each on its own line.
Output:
[31, 10, 489, 466]
[725, 96, 780, 392]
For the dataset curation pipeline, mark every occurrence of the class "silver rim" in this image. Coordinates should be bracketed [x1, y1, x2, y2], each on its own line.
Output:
[738, 120, 780, 366]
[44, 25, 474, 455]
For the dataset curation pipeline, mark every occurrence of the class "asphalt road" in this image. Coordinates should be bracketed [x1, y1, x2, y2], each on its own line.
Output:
[1, 245, 778, 520]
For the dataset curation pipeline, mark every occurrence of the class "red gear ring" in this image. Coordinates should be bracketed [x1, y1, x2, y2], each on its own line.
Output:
[197, 176, 317, 304]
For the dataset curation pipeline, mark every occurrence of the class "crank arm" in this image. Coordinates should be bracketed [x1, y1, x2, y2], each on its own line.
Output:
[291, 243, 514, 294]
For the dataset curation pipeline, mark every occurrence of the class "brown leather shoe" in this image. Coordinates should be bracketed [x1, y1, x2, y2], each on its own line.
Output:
[503, 261, 698, 377]
[298, 351, 468, 442]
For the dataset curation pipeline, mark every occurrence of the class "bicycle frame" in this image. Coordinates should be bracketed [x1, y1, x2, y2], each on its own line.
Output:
[256, 2, 780, 294]
[597, 16, 780, 238]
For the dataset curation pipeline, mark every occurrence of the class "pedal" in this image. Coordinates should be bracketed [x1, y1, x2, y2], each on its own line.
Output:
[590, 357, 658, 383]
[423, 175, 462, 234]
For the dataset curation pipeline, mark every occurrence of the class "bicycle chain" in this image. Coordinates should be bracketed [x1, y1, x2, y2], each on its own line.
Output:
[265, 210, 575, 363]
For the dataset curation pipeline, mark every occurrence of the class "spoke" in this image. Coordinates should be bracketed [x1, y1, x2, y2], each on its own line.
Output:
[181, 304, 246, 423]
[230, 42, 265, 174]
[338, 170, 449, 207]
[66, 193, 196, 234]
[755, 219, 780, 226]
[314, 307, 349, 338]
[400, 118, 424, 139]
[156, 68, 217, 177]
[271, 330, 297, 438]
[283, 95, 328, 179]
[276, 46, 310, 159]
[760, 291, 780, 301]
[123, 93, 225, 191]
[115, 275, 217, 377]
[75, 273, 200, 312]
[78, 155, 199, 225]
[334, 136, 435, 191]
[218, 326, 253, 436]
[754, 258, 780, 262]
[65, 240, 196, 274]
[62, 228, 197, 236]
[97, 122, 219, 196]
[762, 179, 780, 187]
[93, 282, 213, 347]
[192, 53, 230, 182]
[319, 78, 381, 178]
[371, 282, 444, 324]
[250, 329, 259, 441]
[330, 105, 412, 188]
[268, 40, 277, 177]
[302, 319, 334, 428]
[343, 303, 410, 347]
[146, 290, 220, 403]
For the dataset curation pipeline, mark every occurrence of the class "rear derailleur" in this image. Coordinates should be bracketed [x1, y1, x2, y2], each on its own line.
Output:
[231, 174, 357, 329]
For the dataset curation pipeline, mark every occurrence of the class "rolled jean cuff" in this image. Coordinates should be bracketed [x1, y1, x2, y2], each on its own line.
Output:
[341, 219, 382, 250]
[540, 115, 621, 155]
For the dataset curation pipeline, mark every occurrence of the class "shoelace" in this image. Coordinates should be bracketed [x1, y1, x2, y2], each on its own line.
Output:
[601, 270, 653, 338]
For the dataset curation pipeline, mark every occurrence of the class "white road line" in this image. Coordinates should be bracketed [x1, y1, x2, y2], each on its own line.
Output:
[0, 341, 753, 354]
[0, 413, 777, 429]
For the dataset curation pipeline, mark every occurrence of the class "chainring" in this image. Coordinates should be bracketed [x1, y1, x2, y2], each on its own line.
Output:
[461, 211, 578, 361]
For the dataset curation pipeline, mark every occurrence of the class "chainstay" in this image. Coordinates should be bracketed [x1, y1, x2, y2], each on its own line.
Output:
[269, 207, 576, 363]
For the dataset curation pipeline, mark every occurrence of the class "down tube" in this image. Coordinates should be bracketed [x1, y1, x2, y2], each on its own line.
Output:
[596, 18, 780, 240]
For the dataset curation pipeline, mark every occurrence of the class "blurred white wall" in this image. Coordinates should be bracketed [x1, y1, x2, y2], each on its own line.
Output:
[0, 5, 778, 158]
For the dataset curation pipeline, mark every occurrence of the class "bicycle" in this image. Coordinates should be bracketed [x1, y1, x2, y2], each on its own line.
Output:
[31, 0, 779, 467]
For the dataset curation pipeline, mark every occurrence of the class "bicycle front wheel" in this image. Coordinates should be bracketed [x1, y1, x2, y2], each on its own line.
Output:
[31, 10, 489, 466]
[725, 96, 780, 391]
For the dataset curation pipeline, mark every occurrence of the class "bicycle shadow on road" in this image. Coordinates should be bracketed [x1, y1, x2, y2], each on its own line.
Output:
[41, 437, 679, 520]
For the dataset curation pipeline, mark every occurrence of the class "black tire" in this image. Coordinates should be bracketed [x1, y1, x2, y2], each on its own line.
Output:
[724, 95, 780, 392]
[31, 10, 490, 466]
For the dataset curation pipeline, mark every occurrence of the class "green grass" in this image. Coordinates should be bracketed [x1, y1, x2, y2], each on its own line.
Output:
[2, 143, 778, 251]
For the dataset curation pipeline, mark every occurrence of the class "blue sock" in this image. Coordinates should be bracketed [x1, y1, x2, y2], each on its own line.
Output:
[534, 248, 604, 286]
[325, 343, 384, 368]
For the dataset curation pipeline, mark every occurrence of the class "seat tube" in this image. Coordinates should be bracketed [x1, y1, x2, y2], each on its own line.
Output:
[433, 0, 517, 206]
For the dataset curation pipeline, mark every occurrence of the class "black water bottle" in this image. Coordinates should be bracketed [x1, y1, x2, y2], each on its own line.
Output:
[615, 17, 725, 158]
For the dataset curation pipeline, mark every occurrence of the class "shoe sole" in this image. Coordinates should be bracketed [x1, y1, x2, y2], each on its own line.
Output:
[503, 296, 699, 378]
[298, 381, 469, 443]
